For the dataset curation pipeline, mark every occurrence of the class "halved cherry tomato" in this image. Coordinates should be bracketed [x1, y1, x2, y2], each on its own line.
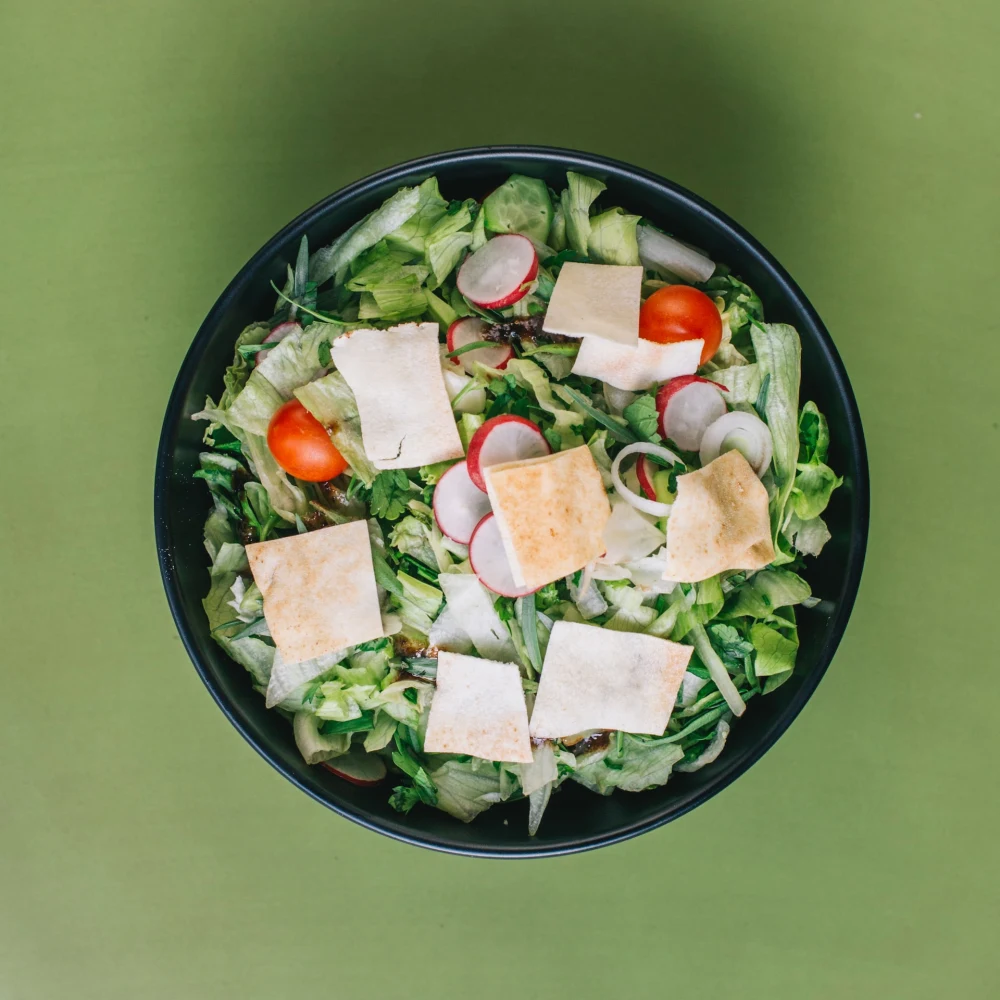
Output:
[267, 399, 347, 482]
[639, 285, 723, 365]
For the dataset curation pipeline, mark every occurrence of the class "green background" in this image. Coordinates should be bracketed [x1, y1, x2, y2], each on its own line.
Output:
[2, 1, 996, 996]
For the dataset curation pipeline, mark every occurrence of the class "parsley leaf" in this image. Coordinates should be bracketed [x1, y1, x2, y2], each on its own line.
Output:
[369, 469, 413, 521]
[622, 393, 661, 442]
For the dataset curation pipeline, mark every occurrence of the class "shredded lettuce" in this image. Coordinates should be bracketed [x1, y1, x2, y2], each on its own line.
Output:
[310, 184, 425, 285]
[573, 735, 684, 794]
[750, 323, 801, 552]
[587, 208, 641, 266]
[294, 371, 377, 486]
[483, 175, 553, 245]
[561, 171, 606, 255]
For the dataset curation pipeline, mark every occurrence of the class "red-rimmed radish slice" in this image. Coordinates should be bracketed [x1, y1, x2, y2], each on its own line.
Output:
[699, 411, 773, 477]
[456, 234, 538, 309]
[447, 317, 513, 373]
[321, 751, 387, 786]
[656, 375, 728, 451]
[636, 455, 658, 500]
[255, 320, 301, 366]
[465, 415, 550, 492]
[433, 461, 493, 544]
[468, 513, 536, 598]
[611, 442, 684, 517]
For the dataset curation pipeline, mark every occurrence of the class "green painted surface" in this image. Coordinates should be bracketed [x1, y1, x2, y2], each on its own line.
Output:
[1, 1, 997, 996]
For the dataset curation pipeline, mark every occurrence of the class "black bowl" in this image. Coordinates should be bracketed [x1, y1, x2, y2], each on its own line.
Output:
[155, 146, 868, 858]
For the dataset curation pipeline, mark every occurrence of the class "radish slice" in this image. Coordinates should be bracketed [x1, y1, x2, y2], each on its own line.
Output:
[611, 442, 683, 517]
[699, 411, 773, 477]
[469, 513, 536, 597]
[656, 375, 728, 451]
[636, 455, 658, 500]
[447, 317, 513, 373]
[255, 320, 301, 366]
[321, 750, 387, 786]
[456, 234, 538, 309]
[433, 461, 493, 544]
[466, 414, 550, 492]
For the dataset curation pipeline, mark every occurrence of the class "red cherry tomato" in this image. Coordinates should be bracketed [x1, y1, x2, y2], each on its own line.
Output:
[267, 400, 347, 482]
[639, 285, 723, 365]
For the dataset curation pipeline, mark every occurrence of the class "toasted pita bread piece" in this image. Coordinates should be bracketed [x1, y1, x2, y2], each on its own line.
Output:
[529, 621, 692, 738]
[663, 449, 775, 583]
[424, 652, 532, 762]
[330, 323, 464, 469]
[484, 445, 611, 590]
[542, 262, 642, 346]
[571, 335, 702, 391]
[246, 520, 383, 666]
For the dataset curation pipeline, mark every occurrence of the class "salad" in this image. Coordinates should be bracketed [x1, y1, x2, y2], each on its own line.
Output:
[193, 171, 841, 833]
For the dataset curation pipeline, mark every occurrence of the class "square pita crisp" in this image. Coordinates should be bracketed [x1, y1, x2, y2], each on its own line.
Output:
[542, 262, 642, 346]
[331, 323, 464, 469]
[529, 621, 693, 738]
[423, 652, 532, 763]
[246, 520, 383, 665]
[571, 335, 702, 391]
[484, 445, 611, 590]
[663, 449, 775, 582]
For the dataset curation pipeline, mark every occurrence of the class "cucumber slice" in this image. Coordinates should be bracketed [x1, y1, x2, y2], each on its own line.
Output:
[483, 175, 553, 245]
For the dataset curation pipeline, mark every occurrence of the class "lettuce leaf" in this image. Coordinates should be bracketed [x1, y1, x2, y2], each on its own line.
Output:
[483, 175, 553, 245]
[782, 512, 832, 557]
[294, 371, 377, 485]
[726, 569, 811, 619]
[428, 758, 504, 822]
[587, 208, 641, 266]
[310, 184, 425, 285]
[750, 622, 798, 678]
[788, 401, 842, 522]
[749, 323, 801, 552]
[561, 171, 606, 255]
[573, 735, 684, 794]
[503, 358, 585, 450]
[706, 363, 763, 405]
[385, 177, 449, 256]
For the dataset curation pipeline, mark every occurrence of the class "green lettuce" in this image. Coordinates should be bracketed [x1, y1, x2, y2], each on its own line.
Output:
[294, 371, 377, 485]
[782, 512, 832, 557]
[750, 323, 801, 553]
[750, 622, 798, 683]
[385, 177, 449, 256]
[504, 358, 585, 450]
[726, 569, 811, 620]
[483, 175, 553, 245]
[428, 758, 504, 822]
[310, 184, 425, 285]
[789, 401, 842, 521]
[706, 363, 763, 405]
[587, 208, 641, 266]
[561, 171, 606, 255]
[573, 735, 684, 794]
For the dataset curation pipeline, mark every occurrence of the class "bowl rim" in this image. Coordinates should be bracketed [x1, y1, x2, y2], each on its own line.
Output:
[155, 144, 869, 858]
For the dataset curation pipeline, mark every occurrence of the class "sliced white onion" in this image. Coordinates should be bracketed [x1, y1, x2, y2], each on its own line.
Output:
[602, 382, 637, 416]
[637, 224, 716, 283]
[611, 442, 683, 517]
[699, 411, 773, 477]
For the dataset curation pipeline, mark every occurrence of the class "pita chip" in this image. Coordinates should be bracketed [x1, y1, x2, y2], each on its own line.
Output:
[246, 520, 383, 667]
[542, 262, 642, 346]
[331, 323, 464, 469]
[529, 621, 692, 738]
[484, 445, 611, 590]
[663, 449, 775, 583]
[424, 652, 532, 762]
[571, 335, 702, 391]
